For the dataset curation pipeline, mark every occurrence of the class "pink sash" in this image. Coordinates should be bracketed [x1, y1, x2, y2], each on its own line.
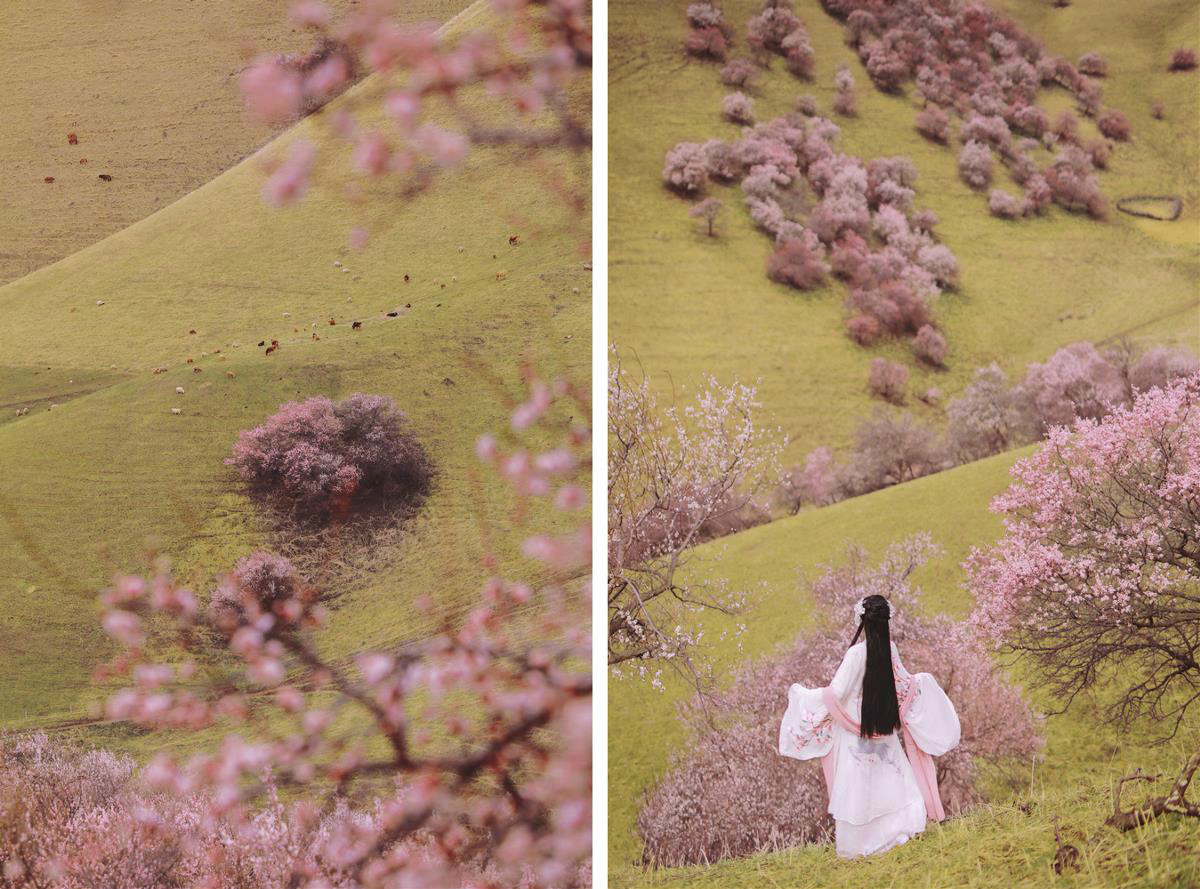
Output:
[819, 685, 946, 822]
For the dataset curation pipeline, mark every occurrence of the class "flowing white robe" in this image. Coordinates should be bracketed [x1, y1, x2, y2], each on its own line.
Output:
[778, 641, 960, 858]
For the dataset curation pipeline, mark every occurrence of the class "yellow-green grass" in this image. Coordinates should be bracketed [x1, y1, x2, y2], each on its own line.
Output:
[609, 0, 1200, 465]
[0, 0, 472, 288]
[0, 0, 591, 740]
[608, 448, 1200, 887]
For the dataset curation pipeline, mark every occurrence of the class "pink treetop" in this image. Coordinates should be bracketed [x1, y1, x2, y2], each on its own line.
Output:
[966, 374, 1200, 734]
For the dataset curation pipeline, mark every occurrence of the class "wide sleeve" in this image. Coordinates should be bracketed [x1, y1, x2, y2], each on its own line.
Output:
[902, 672, 961, 756]
[779, 682, 833, 760]
[779, 646, 861, 761]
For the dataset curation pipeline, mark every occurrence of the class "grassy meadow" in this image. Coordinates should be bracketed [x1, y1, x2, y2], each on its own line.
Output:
[609, 0, 1199, 464]
[0, 0, 591, 762]
[609, 0, 1200, 885]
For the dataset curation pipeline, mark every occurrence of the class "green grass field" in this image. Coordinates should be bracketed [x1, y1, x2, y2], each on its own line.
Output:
[0, 0, 470, 288]
[609, 0, 1200, 885]
[609, 0, 1199, 464]
[0, 0, 591, 748]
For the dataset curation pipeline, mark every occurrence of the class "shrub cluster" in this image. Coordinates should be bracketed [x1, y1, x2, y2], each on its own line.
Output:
[819, 0, 1128, 219]
[782, 341, 1199, 509]
[1168, 48, 1197, 72]
[747, 1, 815, 79]
[227, 393, 430, 520]
[636, 537, 1042, 867]
[685, 2, 732, 60]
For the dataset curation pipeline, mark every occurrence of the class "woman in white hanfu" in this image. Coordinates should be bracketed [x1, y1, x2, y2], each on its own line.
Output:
[779, 594, 961, 858]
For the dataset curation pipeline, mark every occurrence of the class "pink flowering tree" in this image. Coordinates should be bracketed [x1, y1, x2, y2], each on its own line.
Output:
[966, 375, 1200, 829]
[226, 393, 431, 522]
[608, 354, 783, 692]
[241, 0, 591, 243]
[637, 536, 1042, 867]
[13, 371, 592, 888]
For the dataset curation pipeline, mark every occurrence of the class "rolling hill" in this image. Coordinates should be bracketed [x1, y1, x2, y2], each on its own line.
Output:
[609, 0, 1199, 465]
[0, 0, 592, 755]
[608, 0, 1200, 885]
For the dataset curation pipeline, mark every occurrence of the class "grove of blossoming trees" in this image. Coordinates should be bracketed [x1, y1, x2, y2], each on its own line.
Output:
[665, 1, 961, 370]
[817, 0, 1127, 222]
[781, 341, 1199, 512]
[0, 372, 592, 889]
[637, 537, 1042, 866]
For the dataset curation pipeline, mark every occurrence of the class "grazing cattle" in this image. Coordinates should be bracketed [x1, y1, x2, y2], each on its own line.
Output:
[193, 367, 202, 374]
[386, 310, 399, 317]
[98, 174, 113, 181]
[44, 176, 55, 183]
[496, 271, 507, 280]
[175, 386, 185, 394]
[312, 333, 320, 341]
[153, 367, 167, 374]
[96, 300, 105, 306]
[189, 329, 197, 335]
[226, 371, 236, 378]
[328, 317, 336, 325]
[509, 234, 520, 245]
[265, 345, 278, 355]
[405, 303, 411, 309]
[170, 408, 182, 415]
[403, 274, 410, 283]
[80, 158, 87, 164]
[352, 321, 362, 329]
[67, 132, 78, 144]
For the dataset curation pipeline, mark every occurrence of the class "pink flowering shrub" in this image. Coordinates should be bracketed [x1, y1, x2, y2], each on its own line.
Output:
[638, 537, 1042, 867]
[833, 65, 857, 116]
[846, 408, 941, 491]
[241, 0, 589, 235]
[958, 140, 993, 189]
[946, 363, 1032, 462]
[912, 324, 948, 367]
[69, 371, 592, 889]
[781, 446, 840, 511]
[226, 393, 430, 520]
[1014, 341, 1127, 433]
[867, 357, 909, 403]
[1129, 345, 1200, 393]
[1097, 108, 1131, 141]
[1044, 146, 1106, 218]
[846, 312, 882, 346]
[915, 105, 951, 143]
[988, 188, 1022, 219]
[1077, 52, 1108, 78]
[767, 237, 829, 290]
[686, 26, 730, 61]
[687, 2, 727, 29]
[1169, 48, 1198, 71]
[720, 58, 758, 88]
[966, 374, 1200, 735]
[662, 141, 709, 193]
[722, 91, 756, 124]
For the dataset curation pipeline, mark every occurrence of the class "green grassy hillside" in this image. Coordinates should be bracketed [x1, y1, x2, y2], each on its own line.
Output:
[608, 449, 1200, 887]
[609, 0, 1199, 464]
[0, 0, 473, 288]
[0, 0, 591, 736]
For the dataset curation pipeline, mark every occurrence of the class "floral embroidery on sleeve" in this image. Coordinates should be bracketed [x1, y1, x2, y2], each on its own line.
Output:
[788, 710, 832, 748]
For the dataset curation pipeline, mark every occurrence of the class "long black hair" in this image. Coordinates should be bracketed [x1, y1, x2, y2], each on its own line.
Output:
[850, 594, 901, 738]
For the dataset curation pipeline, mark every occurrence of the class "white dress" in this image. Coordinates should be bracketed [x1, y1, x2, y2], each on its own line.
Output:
[778, 641, 960, 858]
